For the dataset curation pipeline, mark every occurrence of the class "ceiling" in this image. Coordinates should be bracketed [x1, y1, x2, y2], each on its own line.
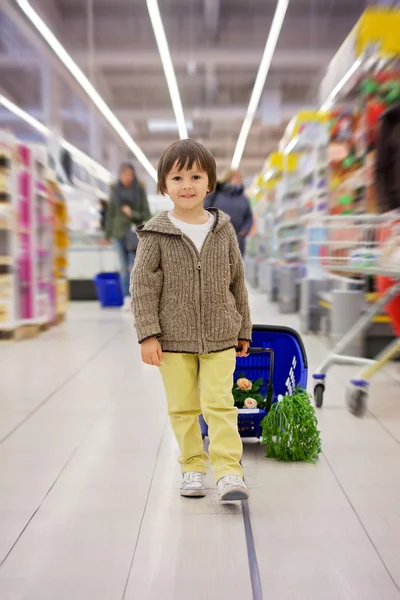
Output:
[0, 0, 368, 186]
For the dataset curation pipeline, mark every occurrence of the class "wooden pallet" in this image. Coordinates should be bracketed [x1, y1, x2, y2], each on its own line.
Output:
[0, 324, 40, 341]
[55, 312, 66, 326]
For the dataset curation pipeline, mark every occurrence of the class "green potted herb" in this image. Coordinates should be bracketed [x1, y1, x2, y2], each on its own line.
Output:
[261, 387, 322, 463]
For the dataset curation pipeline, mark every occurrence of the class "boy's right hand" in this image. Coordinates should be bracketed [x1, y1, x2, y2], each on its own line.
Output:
[141, 337, 163, 366]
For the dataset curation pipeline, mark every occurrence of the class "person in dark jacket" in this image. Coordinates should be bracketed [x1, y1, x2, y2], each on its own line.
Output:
[204, 169, 253, 255]
[103, 163, 151, 307]
[99, 199, 108, 232]
[375, 103, 400, 214]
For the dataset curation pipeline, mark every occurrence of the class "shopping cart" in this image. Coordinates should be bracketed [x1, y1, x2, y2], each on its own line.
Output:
[311, 213, 400, 416]
[200, 324, 308, 439]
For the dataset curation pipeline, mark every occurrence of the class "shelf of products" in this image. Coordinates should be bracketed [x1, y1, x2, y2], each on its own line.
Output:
[244, 6, 400, 335]
[297, 5, 400, 335]
[48, 177, 69, 320]
[0, 131, 69, 339]
[32, 145, 54, 323]
[0, 131, 17, 328]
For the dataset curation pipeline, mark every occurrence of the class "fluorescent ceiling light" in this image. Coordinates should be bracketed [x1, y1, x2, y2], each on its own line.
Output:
[0, 94, 50, 137]
[320, 57, 363, 112]
[231, 0, 289, 169]
[284, 136, 298, 155]
[0, 93, 111, 182]
[263, 169, 275, 181]
[148, 119, 193, 133]
[146, 0, 188, 140]
[15, 0, 157, 181]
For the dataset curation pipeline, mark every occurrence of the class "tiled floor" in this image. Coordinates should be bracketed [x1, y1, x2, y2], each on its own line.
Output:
[0, 293, 399, 600]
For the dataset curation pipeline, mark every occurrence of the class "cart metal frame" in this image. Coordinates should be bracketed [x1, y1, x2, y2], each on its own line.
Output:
[310, 212, 399, 416]
[313, 267, 399, 416]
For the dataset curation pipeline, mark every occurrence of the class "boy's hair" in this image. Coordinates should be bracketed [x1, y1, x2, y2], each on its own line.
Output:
[119, 162, 136, 176]
[157, 139, 217, 195]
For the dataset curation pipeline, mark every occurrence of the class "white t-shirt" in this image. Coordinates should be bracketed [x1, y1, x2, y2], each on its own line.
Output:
[168, 211, 214, 253]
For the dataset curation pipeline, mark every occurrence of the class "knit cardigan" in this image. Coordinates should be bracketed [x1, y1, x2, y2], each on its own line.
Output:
[130, 208, 252, 354]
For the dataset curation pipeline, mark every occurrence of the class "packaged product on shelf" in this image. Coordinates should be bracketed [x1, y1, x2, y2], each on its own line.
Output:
[0, 130, 70, 339]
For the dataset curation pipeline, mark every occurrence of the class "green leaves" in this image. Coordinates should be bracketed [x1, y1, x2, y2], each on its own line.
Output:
[260, 387, 322, 463]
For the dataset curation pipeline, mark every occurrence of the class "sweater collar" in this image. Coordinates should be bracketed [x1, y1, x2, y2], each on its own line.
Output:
[139, 207, 230, 236]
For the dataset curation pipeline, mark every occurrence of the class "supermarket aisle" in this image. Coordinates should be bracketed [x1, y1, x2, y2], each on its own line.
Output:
[0, 293, 399, 600]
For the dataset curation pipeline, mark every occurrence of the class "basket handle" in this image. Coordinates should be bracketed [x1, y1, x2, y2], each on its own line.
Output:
[236, 347, 275, 411]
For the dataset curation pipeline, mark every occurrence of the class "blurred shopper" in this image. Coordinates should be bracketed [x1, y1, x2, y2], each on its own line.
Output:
[103, 163, 151, 309]
[99, 199, 108, 232]
[204, 168, 253, 256]
[130, 139, 251, 502]
[375, 105, 400, 334]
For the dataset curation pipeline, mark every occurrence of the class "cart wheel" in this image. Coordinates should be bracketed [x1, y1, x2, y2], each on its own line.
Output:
[347, 388, 367, 417]
[314, 384, 324, 408]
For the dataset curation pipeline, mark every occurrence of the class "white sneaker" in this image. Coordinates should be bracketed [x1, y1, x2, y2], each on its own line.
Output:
[121, 297, 131, 311]
[218, 475, 249, 501]
[180, 472, 206, 497]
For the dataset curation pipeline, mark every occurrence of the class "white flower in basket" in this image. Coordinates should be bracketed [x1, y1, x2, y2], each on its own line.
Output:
[244, 398, 258, 409]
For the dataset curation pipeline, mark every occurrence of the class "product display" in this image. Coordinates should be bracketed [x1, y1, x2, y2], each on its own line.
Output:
[0, 131, 15, 328]
[310, 7, 400, 415]
[245, 153, 283, 295]
[48, 177, 69, 319]
[0, 131, 69, 338]
[244, 7, 400, 356]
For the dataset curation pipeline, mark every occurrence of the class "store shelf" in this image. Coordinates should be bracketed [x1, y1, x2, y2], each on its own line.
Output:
[278, 236, 302, 246]
[0, 132, 70, 333]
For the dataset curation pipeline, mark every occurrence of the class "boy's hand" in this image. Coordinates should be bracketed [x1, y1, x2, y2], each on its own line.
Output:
[236, 340, 250, 357]
[141, 337, 163, 366]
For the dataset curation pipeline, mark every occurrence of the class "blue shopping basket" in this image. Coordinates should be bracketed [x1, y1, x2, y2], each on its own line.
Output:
[94, 272, 124, 307]
[200, 325, 308, 439]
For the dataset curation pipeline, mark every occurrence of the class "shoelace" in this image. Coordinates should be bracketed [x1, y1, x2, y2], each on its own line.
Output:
[222, 475, 242, 485]
[184, 472, 203, 483]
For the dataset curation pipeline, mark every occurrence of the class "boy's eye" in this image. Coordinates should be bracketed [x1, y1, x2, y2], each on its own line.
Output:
[192, 175, 201, 180]
[172, 176, 182, 181]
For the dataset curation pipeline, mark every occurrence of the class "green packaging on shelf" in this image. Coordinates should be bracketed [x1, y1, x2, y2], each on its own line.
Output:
[338, 194, 352, 206]
[342, 155, 356, 169]
[360, 78, 379, 97]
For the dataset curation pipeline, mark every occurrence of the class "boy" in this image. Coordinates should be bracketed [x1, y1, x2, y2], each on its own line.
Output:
[130, 139, 252, 501]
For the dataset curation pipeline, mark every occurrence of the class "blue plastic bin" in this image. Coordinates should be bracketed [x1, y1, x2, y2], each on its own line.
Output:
[200, 325, 308, 439]
[94, 272, 124, 307]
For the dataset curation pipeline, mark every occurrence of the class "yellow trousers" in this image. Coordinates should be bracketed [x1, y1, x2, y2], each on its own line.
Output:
[160, 349, 243, 481]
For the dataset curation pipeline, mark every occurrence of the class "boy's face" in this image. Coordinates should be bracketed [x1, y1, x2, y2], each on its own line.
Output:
[165, 161, 209, 211]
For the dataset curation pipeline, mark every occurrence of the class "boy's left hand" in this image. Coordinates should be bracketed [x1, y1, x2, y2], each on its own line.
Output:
[236, 340, 250, 357]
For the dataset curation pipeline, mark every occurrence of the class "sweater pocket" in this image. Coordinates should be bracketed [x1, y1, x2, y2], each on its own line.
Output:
[205, 304, 242, 342]
[159, 303, 197, 342]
